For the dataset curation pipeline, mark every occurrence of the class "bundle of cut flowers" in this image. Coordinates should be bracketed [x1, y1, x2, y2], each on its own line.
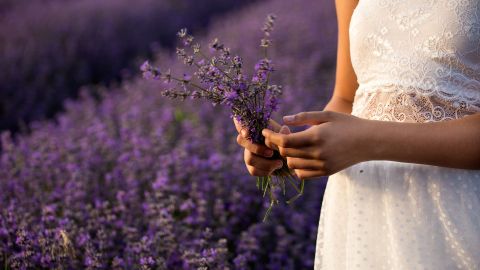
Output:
[141, 15, 304, 220]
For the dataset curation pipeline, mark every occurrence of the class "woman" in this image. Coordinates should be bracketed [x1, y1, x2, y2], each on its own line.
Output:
[234, 0, 480, 268]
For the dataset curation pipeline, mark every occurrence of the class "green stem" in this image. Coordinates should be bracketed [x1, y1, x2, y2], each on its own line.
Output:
[279, 175, 286, 196]
[262, 177, 270, 197]
[285, 175, 301, 194]
[287, 180, 304, 204]
[263, 200, 275, 222]
[4, 252, 8, 270]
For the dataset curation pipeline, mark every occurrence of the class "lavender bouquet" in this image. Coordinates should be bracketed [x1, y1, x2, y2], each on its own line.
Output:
[141, 15, 304, 221]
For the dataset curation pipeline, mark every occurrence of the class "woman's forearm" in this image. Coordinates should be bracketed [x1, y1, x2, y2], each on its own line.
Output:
[364, 113, 480, 170]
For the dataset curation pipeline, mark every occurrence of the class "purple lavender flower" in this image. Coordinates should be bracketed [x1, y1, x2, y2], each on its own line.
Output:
[140, 61, 161, 80]
[0, 0, 337, 268]
[0, 0, 256, 132]
[142, 15, 305, 221]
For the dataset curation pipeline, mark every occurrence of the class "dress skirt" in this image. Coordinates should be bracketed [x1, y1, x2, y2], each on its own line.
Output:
[314, 160, 480, 270]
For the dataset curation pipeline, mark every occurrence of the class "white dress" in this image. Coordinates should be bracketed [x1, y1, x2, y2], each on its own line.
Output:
[314, 0, 480, 269]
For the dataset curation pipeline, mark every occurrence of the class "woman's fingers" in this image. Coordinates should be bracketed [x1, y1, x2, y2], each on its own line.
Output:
[277, 146, 318, 159]
[233, 118, 249, 138]
[268, 119, 282, 132]
[262, 128, 312, 149]
[236, 134, 274, 157]
[233, 118, 243, 133]
[234, 118, 285, 177]
[244, 150, 283, 170]
[236, 118, 282, 137]
[294, 169, 327, 180]
[244, 150, 283, 176]
[246, 165, 271, 177]
[286, 157, 325, 170]
[283, 111, 335, 126]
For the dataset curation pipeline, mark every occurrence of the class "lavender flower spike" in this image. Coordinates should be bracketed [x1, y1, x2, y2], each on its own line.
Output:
[141, 14, 304, 221]
[140, 60, 161, 80]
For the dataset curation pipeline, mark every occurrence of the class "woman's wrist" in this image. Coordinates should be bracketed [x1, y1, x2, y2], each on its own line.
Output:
[354, 118, 381, 163]
[360, 119, 405, 162]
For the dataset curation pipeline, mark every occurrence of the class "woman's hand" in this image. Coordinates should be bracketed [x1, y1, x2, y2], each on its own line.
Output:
[262, 111, 371, 179]
[234, 118, 285, 176]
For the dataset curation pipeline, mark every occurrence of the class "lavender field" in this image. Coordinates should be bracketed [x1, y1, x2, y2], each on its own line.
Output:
[0, 0, 337, 269]
[0, 0, 256, 132]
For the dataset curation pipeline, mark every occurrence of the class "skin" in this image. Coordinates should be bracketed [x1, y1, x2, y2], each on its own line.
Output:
[235, 0, 480, 179]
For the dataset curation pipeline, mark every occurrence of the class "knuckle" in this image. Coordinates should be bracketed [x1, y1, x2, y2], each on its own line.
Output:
[313, 149, 322, 159]
[252, 145, 263, 155]
[244, 154, 255, 166]
[318, 161, 330, 175]
[295, 169, 303, 179]
[266, 161, 279, 172]
[263, 138, 271, 148]
[323, 110, 333, 119]
[240, 129, 248, 139]
[313, 160, 321, 170]
[263, 143, 270, 151]
[250, 167, 266, 177]
[279, 137, 289, 147]
[236, 134, 243, 145]
[247, 166, 256, 176]
[318, 167, 329, 176]
[322, 160, 329, 170]
[269, 163, 280, 172]
[268, 166, 279, 175]
[287, 158, 295, 169]
[246, 159, 255, 166]
[313, 132, 323, 143]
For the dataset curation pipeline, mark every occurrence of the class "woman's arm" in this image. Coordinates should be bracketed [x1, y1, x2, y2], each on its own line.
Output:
[367, 113, 480, 170]
[324, 0, 359, 114]
[260, 0, 480, 178]
[261, 111, 480, 179]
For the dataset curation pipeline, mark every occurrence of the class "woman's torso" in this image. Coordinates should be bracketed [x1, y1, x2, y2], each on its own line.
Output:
[349, 0, 480, 122]
[315, 4, 480, 268]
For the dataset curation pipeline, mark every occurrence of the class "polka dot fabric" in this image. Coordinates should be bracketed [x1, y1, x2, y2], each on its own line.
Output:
[315, 161, 480, 269]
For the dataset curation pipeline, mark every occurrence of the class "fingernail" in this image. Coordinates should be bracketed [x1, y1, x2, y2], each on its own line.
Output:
[241, 129, 247, 137]
[264, 149, 273, 157]
[276, 161, 283, 170]
[283, 115, 294, 123]
[279, 125, 290, 134]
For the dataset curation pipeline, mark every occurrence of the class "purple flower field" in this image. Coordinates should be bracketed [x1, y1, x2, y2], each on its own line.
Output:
[0, 0, 337, 269]
[0, 0, 257, 132]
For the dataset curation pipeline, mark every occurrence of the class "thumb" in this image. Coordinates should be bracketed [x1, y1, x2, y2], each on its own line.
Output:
[279, 125, 291, 135]
[283, 111, 334, 126]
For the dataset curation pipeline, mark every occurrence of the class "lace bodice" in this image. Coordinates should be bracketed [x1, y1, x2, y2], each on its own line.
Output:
[349, 0, 480, 122]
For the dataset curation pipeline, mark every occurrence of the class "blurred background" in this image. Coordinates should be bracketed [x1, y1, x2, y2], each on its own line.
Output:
[0, 0, 338, 269]
[0, 0, 258, 132]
